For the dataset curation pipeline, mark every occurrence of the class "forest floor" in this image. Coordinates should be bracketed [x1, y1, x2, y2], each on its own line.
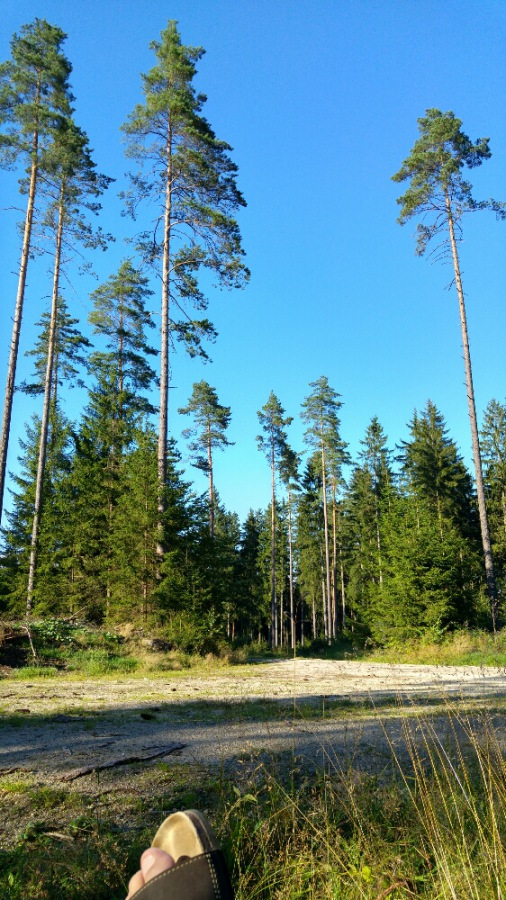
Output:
[2, 658, 506, 851]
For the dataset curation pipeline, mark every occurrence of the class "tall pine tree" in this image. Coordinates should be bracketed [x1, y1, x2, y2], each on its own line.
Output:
[393, 109, 502, 629]
[0, 19, 74, 524]
[122, 20, 249, 560]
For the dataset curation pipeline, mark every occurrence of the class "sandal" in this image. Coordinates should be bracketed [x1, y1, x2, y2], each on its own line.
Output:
[130, 809, 235, 899]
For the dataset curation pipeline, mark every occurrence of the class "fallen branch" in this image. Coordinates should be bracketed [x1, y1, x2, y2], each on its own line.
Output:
[60, 742, 185, 782]
[44, 831, 75, 842]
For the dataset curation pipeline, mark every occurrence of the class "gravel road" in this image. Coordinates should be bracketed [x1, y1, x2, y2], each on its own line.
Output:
[2, 659, 506, 780]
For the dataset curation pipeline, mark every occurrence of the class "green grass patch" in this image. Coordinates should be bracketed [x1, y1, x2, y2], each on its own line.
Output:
[10, 665, 59, 679]
[63, 649, 139, 676]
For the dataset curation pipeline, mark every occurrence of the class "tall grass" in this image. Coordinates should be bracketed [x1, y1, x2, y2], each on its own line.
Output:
[223, 705, 506, 897]
[369, 628, 506, 668]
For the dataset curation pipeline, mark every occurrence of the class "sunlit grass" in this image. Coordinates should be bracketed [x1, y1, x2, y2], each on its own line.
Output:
[369, 628, 506, 668]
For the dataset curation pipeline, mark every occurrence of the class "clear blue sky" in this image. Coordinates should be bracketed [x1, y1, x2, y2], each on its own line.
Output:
[2, 0, 506, 523]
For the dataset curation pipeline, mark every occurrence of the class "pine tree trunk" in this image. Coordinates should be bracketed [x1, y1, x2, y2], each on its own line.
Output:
[157, 128, 173, 563]
[287, 486, 295, 650]
[331, 483, 338, 636]
[321, 577, 327, 639]
[446, 196, 497, 630]
[26, 191, 64, 614]
[0, 126, 40, 525]
[270, 442, 277, 647]
[321, 445, 331, 641]
[207, 422, 214, 538]
[336, 507, 347, 630]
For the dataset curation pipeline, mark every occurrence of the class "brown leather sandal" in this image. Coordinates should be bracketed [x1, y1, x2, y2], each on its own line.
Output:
[130, 809, 235, 899]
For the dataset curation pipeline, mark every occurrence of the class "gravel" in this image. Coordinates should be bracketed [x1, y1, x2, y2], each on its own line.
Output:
[1, 659, 506, 779]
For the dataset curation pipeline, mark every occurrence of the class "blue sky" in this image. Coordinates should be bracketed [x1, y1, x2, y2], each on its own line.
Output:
[2, 0, 506, 523]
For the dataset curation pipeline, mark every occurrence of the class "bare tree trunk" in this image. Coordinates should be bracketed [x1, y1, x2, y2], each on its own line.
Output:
[331, 481, 338, 636]
[157, 129, 173, 564]
[321, 446, 331, 641]
[446, 197, 497, 630]
[0, 128, 40, 525]
[26, 192, 64, 614]
[321, 576, 327, 640]
[207, 422, 214, 538]
[270, 443, 277, 647]
[287, 485, 295, 649]
[340, 551, 346, 631]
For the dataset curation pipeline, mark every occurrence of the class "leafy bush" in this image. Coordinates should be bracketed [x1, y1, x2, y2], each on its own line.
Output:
[31, 618, 78, 647]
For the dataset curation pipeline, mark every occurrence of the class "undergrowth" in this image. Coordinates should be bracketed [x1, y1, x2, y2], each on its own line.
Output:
[4, 619, 506, 677]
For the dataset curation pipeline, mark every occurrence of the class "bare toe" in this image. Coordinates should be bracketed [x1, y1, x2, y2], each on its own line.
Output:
[126, 848, 175, 899]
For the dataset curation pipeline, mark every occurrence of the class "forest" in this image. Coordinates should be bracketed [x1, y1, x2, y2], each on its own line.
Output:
[1, 17, 505, 653]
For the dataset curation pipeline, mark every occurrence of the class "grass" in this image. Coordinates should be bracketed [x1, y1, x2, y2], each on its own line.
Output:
[10, 665, 60, 679]
[368, 628, 506, 668]
[226, 706, 506, 898]
[2, 704, 506, 898]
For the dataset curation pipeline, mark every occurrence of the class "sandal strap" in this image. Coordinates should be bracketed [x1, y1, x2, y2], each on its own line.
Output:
[130, 849, 235, 900]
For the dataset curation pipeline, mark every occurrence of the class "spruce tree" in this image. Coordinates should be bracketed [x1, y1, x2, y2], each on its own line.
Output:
[88, 260, 157, 419]
[235, 510, 265, 640]
[6, 300, 89, 616]
[108, 426, 159, 622]
[296, 455, 325, 641]
[122, 20, 249, 558]
[2, 411, 74, 616]
[345, 418, 393, 628]
[400, 401, 476, 540]
[20, 299, 90, 402]
[379, 493, 479, 641]
[178, 381, 233, 537]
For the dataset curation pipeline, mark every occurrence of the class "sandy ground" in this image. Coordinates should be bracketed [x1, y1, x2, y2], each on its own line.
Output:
[1, 658, 506, 779]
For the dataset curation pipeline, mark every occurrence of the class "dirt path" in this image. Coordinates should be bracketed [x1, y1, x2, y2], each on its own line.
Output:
[2, 659, 506, 780]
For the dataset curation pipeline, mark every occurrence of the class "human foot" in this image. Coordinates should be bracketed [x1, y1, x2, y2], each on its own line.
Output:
[125, 810, 234, 899]
[126, 847, 175, 899]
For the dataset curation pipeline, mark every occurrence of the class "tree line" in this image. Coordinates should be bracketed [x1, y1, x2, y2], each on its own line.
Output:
[0, 19, 504, 649]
